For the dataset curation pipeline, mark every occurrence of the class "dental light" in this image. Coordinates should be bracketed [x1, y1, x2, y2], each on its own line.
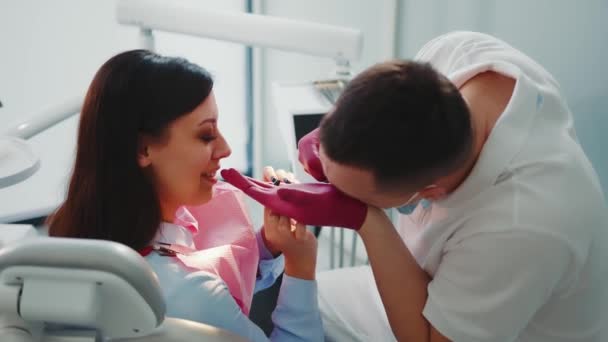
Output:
[116, 0, 363, 77]
[0, 97, 81, 189]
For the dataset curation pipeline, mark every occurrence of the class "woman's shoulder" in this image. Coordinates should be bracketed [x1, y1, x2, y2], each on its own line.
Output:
[149, 258, 239, 322]
[145, 255, 267, 339]
[146, 255, 229, 294]
[181, 269, 230, 296]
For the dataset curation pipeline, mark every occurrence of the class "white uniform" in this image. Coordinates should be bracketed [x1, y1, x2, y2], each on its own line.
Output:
[318, 31, 608, 342]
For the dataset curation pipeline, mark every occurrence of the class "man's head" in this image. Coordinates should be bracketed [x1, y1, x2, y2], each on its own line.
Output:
[319, 60, 473, 208]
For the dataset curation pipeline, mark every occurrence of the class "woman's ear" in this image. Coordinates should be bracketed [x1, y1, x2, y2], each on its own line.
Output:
[137, 135, 152, 168]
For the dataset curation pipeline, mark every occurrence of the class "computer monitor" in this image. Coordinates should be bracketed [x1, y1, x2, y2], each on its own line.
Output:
[292, 113, 325, 145]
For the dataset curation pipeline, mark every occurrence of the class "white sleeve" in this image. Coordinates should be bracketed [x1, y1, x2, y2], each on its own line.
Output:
[414, 32, 451, 62]
[171, 271, 322, 342]
[413, 31, 476, 74]
[423, 229, 574, 342]
[167, 271, 272, 341]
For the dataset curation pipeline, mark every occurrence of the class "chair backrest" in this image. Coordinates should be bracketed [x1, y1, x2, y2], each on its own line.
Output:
[0, 237, 165, 340]
[0, 234, 245, 341]
[111, 317, 246, 342]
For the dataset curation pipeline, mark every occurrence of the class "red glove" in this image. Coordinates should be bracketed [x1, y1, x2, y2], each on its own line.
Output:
[297, 128, 327, 182]
[221, 169, 367, 230]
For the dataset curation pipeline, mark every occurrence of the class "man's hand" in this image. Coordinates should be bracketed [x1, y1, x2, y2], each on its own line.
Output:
[297, 128, 327, 182]
[222, 168, 368, 230]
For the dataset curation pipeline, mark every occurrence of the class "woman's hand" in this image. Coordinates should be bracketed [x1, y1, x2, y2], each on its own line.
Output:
[260, 166, 298, 256]
[261, 166, 316, 279]
[263, 209, 317, 280]
[262, 166, 297, 185]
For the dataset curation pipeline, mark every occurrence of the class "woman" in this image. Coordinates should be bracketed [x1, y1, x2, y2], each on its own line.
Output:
[48, 50, 322, 341]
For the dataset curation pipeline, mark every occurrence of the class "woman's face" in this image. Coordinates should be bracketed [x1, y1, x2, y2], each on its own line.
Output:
[139, 91, 231, 220]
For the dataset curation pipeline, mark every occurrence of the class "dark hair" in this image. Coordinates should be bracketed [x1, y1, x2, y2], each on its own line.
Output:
[320, 60, 472, 192]
[48, 50, 213, 250]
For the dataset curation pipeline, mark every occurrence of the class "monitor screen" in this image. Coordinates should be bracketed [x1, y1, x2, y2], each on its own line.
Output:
[293, 113, 325, 145]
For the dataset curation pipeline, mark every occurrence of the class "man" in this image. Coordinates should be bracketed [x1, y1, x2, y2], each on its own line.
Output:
[223, 31, 608, 341]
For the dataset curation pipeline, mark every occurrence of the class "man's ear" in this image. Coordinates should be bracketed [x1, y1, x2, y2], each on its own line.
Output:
[137, 135, 152, 168]
[420, 185, 447, 201]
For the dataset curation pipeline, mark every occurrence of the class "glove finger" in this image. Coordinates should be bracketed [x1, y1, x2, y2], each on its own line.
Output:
[247, 176, 276, 189]
[222, 169, 276, 191]
[220, 169, 255, 191]
[222, 170, 278, 207]
[307, 157, 327, 182]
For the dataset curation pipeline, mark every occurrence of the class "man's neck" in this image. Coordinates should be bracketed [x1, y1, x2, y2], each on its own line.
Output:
[440, 71, 516, 194]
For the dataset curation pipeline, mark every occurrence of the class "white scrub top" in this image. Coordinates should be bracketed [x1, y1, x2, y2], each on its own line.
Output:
[319, 31, 608, 342]
[404, 31, 608, 342]
[146, 221, 323, 342]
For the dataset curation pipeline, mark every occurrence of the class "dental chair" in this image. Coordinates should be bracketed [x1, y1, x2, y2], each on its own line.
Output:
[0, 225, 245, 342]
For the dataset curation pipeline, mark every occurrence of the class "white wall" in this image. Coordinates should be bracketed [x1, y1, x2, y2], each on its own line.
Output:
[0, 0, 249, 171]
[397, 0, 608, 194]
[398, 0, 608, 116]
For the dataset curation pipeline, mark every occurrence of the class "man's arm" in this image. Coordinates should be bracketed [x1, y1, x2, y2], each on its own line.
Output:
[358, 207, 450, 342]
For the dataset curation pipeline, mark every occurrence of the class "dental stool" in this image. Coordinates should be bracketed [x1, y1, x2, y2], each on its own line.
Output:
[0, 225, 244, 342]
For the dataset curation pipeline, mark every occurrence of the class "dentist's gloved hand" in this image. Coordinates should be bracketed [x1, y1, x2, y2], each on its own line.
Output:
[297, 128, 327, 182]
[221, 168, 368, 230]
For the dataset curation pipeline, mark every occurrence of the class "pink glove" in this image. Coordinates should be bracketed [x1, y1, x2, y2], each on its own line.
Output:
[297, 128, 327, 182]
[221, 169, 367, 230]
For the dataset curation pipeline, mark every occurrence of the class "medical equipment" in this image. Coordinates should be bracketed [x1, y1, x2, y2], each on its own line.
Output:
[0, 136, 40, 189]
[3, 97, 82, 140]
[313, 79, 348, 104]
[116, 0, 362, 78]
[0, 225, 245, 342]
[0, 97, 81, 189]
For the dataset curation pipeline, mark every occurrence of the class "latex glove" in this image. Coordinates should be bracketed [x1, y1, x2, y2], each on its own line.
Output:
[221, 169, 367, 230]
[297, 128, 327, 182]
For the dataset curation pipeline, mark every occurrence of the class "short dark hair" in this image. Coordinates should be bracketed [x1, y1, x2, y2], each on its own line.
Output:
[320, 60, 472, 192]
[48, 50, 213, 250]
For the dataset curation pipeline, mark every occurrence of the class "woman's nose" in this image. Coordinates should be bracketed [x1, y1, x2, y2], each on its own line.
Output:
[214, 133, 232, 160]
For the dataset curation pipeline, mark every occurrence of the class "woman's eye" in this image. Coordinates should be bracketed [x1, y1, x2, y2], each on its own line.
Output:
[200, 135, 217, 142]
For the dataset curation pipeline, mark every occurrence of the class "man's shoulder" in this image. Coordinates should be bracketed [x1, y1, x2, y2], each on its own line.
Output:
[453, 158, 607, 255]
[414, 31, 499, 62]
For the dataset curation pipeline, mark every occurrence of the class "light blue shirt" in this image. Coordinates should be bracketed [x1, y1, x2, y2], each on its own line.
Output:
[145, 222, 323, 341]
